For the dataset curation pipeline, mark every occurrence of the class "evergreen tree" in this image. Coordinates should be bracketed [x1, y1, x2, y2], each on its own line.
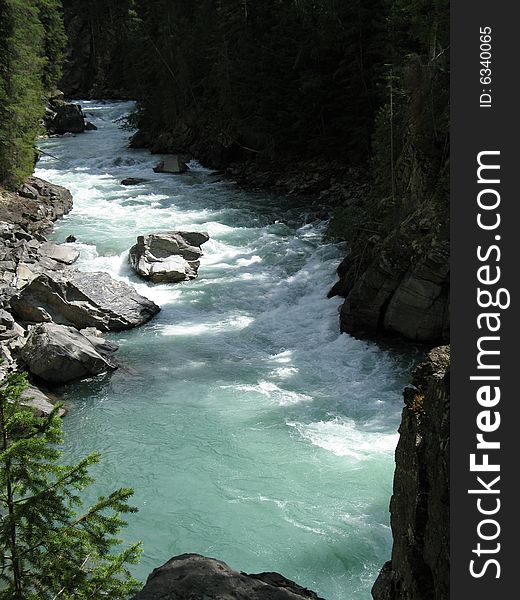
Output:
[39, 0, 67, 91]
[0, 0, 44, 188]
[0, 372, 141, 600]
[0, 0, 66, 189]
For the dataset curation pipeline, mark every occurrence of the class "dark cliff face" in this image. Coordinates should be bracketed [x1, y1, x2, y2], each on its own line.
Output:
[372, 346, 450, 600]
[329, 219, 450, 344]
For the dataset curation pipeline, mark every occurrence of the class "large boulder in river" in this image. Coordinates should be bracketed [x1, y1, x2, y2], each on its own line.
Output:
[153, 155, 188, 174]
[129, 231, 209, 283]
[11, 271, 160, 331]
[132, 554, 324, 600]
[47, 102, 86, 134]
[20, 322, 116, 383]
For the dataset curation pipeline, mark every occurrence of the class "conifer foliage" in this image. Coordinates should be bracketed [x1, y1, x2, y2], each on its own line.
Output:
[0, 0, 66, 188]
[0, 373, 141, 600]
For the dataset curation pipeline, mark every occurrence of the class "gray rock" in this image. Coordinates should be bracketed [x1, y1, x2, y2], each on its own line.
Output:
[0, 310, 25, 378]
[338, 241, 449, 343]
[20, 322, 116, 383]
[132, 554, 324, 600]
[11, 271, 161, 331]
[153, 155, 188, 174]
[38, 241, 80, 265]
[85, 121, 98, 131]
[21, 384, 66, 417]
[0, 309, 24, 341]
[129, 231, 209, 283]
[1, 178, 73, 234]
[79, 327, 120, 357]
[47, 102, 85, 134]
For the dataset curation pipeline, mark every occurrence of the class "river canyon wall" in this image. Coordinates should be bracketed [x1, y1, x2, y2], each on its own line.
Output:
[372, 347, 450, 600]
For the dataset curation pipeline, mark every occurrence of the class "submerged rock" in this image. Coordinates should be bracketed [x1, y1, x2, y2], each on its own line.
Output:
[11, 271, 160, 331]
[121, 177, 148, 186]
[129, 231, 209, 283]
[153, 155, 188, 174]
[20, 322, 116, 383]
[132, 554, 324, 600]
[85, 121, 98, 131]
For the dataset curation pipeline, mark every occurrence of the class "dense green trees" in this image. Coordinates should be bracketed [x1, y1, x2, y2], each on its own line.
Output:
[0, 0, 449, 217]
[60, 0, 139, 97]
[59, 0, 447, 187]
[0, 373, 141, 599]
[352, 0, 449, 243]
[0, 0, 65, 188]
[124, 0, 391, 163]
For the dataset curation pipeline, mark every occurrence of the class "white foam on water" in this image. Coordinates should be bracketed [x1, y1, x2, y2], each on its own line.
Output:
[161, 315, 254, 337]
[223, 381, 314, 406]
[287, 417, 400, 460]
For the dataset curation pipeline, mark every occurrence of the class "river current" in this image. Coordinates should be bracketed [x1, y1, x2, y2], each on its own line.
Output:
[35, 101, 414, 600]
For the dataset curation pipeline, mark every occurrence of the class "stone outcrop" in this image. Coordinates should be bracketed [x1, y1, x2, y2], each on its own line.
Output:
[132, 554, 324, 600]
[45, 100, 86, 134]
[329, 208, 449, 343]
[372, 346, 450, 600]
[1, 180, 75, 308]
[20, 322, 116, 384]
[11, 271, 161, 332]
[0, 177, 73, 234]
[333, 240, 449, 343]
[129, 231, 209, 283]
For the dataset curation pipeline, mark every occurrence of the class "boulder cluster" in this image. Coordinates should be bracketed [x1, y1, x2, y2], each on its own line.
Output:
[0, 178, 160, 414]
[0, 170, 212, 417]
[129, 231, 209, 283]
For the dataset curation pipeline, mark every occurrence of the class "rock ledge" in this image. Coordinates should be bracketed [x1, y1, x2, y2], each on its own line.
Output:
[132, 553, 325, 600]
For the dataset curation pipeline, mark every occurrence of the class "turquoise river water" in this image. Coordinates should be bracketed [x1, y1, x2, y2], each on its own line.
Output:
[35, 101, 416, 600]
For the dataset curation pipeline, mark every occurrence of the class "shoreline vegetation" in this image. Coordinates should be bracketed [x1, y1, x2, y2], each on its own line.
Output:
[0, 0, 450, 598]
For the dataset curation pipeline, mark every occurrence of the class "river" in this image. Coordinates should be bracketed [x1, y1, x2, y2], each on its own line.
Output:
[35, 100, 415, 600]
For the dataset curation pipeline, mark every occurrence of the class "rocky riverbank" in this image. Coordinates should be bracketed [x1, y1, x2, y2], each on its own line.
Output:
[0, 176, 160, 410]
